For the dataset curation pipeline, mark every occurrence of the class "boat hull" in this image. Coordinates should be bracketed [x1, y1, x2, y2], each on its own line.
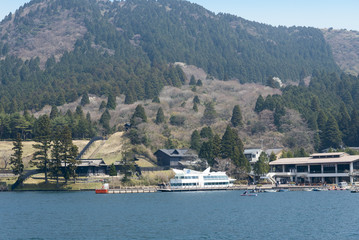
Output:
[95, 189, 108, 194]
[240, 194, 257, 196]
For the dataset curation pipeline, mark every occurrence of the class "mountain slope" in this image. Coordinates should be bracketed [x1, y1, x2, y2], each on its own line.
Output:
[1, 0, 338, 78]
[322, 28, 359, 75]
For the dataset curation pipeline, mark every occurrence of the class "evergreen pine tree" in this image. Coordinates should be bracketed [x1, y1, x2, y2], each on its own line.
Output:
[317, 110, 328, 132]
[100, 109, 111, 133]
[56, 93, 66, 106]
[201, 102, 217, 125]
[81, 92, 90, 106]
[339, 103, 351, 145]
[124, 92, 135, 104]
[109, 163, 117, 176]
[254, 95, 265, 113]
[99, 101, 106, 110]
[273, 104, 286, 128]
[196, 80, 203, 86]
[200, 126, 213, 139]
[50, 105, 59, 119]
[32, 115, 51, 183]
[193, 96, 200, 104]
[50, 127, 63, 187]
[60, 126, 78, 183]
[253, 152, 270, 177]
[212, 134, 221, 158]
[75, 106, 84, 117]
[10, 133, 24, 177]
[189, 75, 196, 85]
[155, 107, 165, 124]
[231, 105, 243, 127]
[190, 130, 201, 152]
[263, 95, 275, 111]
[152, 96, 160, 103]
[130, 105, 147, 126]
[311, 97, 320, 112]
[199, 140, 214, 166]
[314, 132, 321, 152]
[221, 125, 234, 159]
[107, 93, 116, 110]
[322, 114, 342, 149]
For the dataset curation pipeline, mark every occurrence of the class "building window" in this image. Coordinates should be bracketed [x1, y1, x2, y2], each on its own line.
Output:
[274, 165, 283, 172]
[285, 165, 296, 172]
[297, 166, 308, 172]
[310, 165, 321, 173]
[323, 164, 336, 173]
[337, 164, 350, 173]
[353, 161, 359, 170]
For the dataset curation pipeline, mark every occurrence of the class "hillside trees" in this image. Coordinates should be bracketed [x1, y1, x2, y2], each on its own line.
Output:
[231, 105, 243, 127]
[199, 125, 249, 173]
[201, 102, 217, 125]
[81, 92, 90, 106]
[58, 126, 79, 183]
[155, 107, 165, 124]
[190, 130, 201, 152]
[130, 105, 147, 126]
[106, 93, 116, 110]
[253, 152, 270, 178]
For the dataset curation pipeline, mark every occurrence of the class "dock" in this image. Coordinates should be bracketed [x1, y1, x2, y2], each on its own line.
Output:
[107, 187, 158, 194]
[97, 185, 332, 194]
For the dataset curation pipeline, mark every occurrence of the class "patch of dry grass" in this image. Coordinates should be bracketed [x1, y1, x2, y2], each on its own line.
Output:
[0, 140, 89, 168]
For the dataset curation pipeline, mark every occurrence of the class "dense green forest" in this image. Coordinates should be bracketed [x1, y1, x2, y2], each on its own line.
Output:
[0, 0, 339, 114]
[255, 72, 359, 150]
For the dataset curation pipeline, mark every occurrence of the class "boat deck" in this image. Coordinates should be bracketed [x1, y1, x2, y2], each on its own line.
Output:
[158, 186, 245, 192]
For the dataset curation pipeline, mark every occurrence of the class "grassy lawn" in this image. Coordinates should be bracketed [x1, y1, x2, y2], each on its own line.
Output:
[135, 158, 155, 167]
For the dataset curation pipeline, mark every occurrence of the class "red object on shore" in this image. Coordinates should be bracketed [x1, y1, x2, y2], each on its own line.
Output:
[95, 183, 109, 194]
[95, 189, 108, 194]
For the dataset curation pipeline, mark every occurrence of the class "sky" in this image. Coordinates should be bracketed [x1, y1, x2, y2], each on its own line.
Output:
[1, 0, 358, 31]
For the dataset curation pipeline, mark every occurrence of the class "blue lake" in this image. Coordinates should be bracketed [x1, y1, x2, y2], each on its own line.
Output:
[1, 190, 359, 239]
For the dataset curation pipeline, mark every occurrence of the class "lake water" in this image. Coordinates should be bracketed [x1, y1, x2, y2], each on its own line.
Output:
[1, 190, 359, 240]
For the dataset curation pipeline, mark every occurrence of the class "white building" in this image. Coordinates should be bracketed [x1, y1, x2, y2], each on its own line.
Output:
[244, 149, 262, 165]
[268, 152, 359, 184]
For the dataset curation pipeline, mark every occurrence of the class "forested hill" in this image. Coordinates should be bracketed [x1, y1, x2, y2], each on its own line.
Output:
[0, 0, 339, 113]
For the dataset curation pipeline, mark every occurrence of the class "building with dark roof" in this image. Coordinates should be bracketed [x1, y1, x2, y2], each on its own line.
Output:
[61, 159, 109, 177]
[154, 149, 197, 167]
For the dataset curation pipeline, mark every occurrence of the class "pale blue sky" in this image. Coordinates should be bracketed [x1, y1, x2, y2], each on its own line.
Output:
[1, 0, 358, 30]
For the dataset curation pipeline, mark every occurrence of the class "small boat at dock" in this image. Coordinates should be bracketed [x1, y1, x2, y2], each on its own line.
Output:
[95, 183, 109, 194]
[263, 189, 277, 193]
[277, 189, 289, 192]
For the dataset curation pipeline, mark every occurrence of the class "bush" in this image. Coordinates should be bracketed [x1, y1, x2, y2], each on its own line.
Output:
[169, 115, 185, 126]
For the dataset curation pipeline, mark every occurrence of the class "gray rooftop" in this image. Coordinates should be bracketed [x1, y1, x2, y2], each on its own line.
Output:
[156, 149, 193, 157]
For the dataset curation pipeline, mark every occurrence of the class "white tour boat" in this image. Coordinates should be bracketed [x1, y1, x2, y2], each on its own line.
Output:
[159, 167, 235, 192]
